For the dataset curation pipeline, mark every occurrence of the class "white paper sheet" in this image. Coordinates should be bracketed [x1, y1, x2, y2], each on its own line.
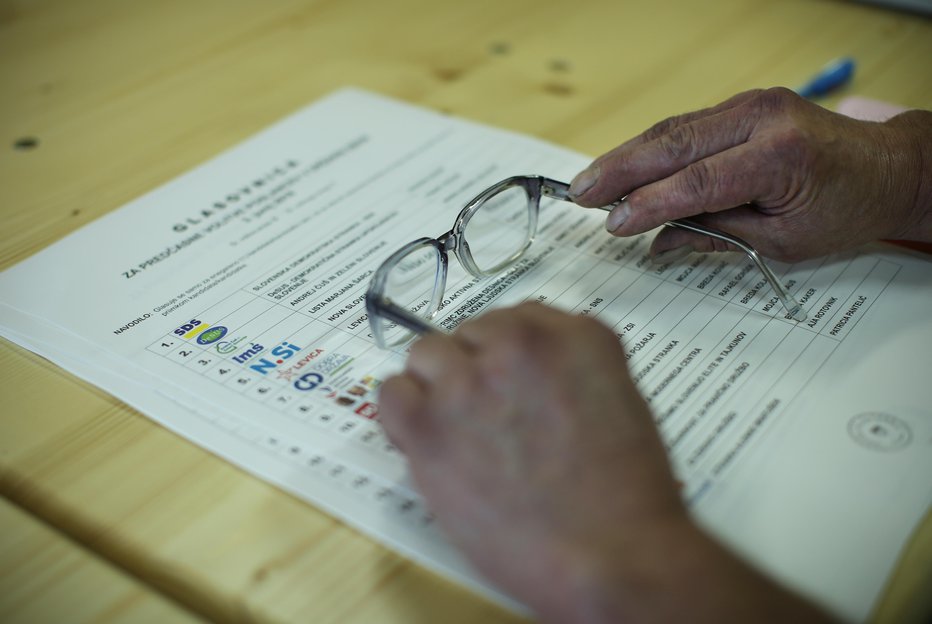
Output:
[1, 88, 930, 621]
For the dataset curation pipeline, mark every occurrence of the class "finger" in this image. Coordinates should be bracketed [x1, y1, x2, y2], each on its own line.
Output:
[456, 302, 611, 379]
[378, 373, 431, 455]
[593, 90, 762, 159]
[571, 90, 764, 206]
[605, 140, 784, 237]
[404, 332, 482, 422]
[452, 303, 561, 390]
[648, 224, 741, 261]
[576, 104, 759, 208]
[648, 206, 800, 262]
[455, 301, 553, 351]
[405, 331, 474, 387]
[381, 332, 476, 456]
[459, 301, 611, 346]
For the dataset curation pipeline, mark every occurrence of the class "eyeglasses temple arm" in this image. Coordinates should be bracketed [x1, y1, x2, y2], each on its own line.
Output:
[370, 297, 442, 336]
[585, 202, 808, 322]
[540, 178, 574, 202]
[535, 178, 805, 321]
[663, 219, 807, 322]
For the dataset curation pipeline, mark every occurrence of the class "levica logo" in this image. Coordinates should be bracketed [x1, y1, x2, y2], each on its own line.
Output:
[196, 326, 228, 345]
[248, 341, 303, 375]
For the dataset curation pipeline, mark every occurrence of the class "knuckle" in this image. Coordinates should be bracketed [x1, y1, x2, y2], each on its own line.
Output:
[755, 86, 797, 114]
[643, 114, 681, 142]
[504, 320, 545, 355]
[406, 336, 472, 391]
[487, 320, 552, 372]
[679, 159, 715, 200]
[684, 234, 717, 254]
[714, 238, 737, 254]
[770, 124, 814, 169]
[736, 87, 766, 101]
[657, 124, 698, 162]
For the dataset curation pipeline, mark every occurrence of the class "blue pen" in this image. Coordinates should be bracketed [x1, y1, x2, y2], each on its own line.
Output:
[795, 57, 856, 99]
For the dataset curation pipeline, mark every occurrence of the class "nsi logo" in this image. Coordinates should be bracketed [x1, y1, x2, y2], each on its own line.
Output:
[249, 341, 302, 375]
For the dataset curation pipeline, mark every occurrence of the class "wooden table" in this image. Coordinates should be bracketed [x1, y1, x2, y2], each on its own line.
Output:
[2, 1, 930, 622]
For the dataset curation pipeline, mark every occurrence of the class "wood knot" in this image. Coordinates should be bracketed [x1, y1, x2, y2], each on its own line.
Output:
[542, 82, 574, 96]
[433, 67, 464, 82]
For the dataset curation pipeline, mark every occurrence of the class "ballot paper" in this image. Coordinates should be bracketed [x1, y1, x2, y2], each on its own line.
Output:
[1, 88, 930, 621]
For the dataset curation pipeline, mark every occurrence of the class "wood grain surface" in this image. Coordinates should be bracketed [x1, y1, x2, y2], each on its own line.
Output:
[1, 1, 930, 622]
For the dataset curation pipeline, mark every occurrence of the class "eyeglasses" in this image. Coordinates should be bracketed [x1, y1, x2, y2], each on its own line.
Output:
[365, 175, 806, 349]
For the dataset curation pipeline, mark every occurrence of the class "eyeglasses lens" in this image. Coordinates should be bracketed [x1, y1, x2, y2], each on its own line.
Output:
[380, 243, 443, 346]
[463, 185, 532, 274]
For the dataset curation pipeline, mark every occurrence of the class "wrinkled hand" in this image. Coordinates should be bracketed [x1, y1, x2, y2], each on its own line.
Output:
[569, 88, 932, 262]
[379, 303, 685, 620]
[378, 303, 833, 622]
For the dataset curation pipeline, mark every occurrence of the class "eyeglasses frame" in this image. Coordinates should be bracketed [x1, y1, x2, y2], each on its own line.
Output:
[366, 175, 806, 348]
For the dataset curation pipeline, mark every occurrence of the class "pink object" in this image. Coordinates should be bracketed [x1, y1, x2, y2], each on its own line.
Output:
[836, 96, 908, 122]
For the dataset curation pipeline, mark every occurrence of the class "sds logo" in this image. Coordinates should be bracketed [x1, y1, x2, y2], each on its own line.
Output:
[173, 319, 203, 337]
[173, 319, 229, 346]
[247, 341, 302, 375]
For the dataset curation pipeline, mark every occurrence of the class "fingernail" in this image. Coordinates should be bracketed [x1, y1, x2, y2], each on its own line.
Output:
[605, 200, 631, 232]
[651, 245, 693, 265]
[568, 166, 600, 199]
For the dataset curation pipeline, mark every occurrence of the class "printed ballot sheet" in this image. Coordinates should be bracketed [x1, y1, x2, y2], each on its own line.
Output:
[1, 88, 930, 621]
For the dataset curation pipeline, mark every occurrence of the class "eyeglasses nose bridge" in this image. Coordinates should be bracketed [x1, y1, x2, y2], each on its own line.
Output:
[436, 229, 459, 253]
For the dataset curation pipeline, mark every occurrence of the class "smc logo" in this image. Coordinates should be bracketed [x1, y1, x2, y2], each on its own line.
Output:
[215, 335, 248, 354]
[248, 341, 302, 375]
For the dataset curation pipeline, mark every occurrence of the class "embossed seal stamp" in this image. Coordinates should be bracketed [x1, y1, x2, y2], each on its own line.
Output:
[847, 412, 912, 452]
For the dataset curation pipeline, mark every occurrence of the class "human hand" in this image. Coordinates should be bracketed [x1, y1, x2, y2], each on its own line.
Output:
[568, 88, 932, 263]
[379, 303, 839, 622]
[378, 303, 686, 620]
